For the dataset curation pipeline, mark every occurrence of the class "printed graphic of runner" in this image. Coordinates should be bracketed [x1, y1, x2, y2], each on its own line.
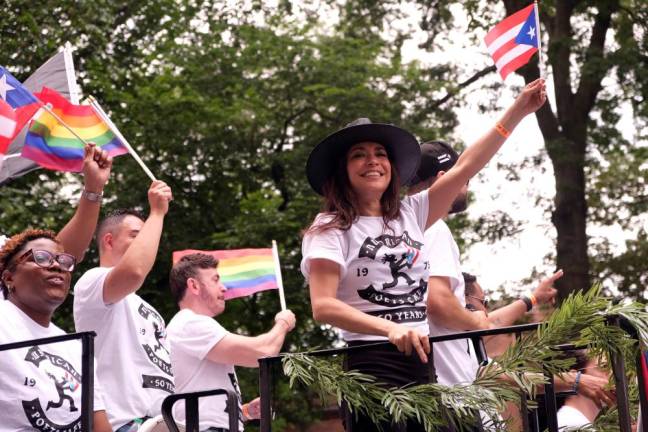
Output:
[356, 231, 428, 324]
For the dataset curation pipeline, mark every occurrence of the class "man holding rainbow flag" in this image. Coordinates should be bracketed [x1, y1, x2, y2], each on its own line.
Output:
[167, 252, 296, 431]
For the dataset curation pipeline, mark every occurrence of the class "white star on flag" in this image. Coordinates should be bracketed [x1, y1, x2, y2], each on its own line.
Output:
[527, 26, 535, 39]
[0, 74, 15, 101]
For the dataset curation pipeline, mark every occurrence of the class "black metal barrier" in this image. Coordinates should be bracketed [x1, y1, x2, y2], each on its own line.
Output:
[162, 389, 240, 432]
[0, 331, 96, 431]
[258, 320, 648, 432]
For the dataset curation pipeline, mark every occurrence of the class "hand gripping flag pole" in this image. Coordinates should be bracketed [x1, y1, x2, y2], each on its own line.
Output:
[87, 96, 157, 181]
[271, 240, 287, 311]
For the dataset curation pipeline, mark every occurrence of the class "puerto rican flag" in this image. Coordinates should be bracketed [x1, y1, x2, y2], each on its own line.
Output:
[0, 66, 41, 141]
[0, 98, 17, 170]
[484, 4, 540, 80]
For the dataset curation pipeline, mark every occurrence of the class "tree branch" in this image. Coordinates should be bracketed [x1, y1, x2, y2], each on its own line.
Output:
[426, 65, 497, 110]
[572, 1, 619, 123]
[548, 1, 577, 126]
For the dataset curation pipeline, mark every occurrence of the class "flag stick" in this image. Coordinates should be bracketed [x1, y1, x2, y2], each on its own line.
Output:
[534, 1, 545, 78]
[271, 240, 287, 311]
[40, 103, 92, 146]
[87, 96, 157, 181]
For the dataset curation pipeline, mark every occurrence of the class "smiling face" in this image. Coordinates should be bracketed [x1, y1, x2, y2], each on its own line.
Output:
[345, 142, 392, 198]
[194, 267, 227, 316]
[3, 238, 72, 320]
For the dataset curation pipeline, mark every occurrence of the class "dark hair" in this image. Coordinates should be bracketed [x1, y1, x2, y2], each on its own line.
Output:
[0, 229, 59, 299]
[308, 147, 402, 234]
[96, 208, 146, 244]
[169, 253, 219, 304]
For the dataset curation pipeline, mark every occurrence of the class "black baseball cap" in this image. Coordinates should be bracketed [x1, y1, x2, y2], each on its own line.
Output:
[408, 140, 459, 186]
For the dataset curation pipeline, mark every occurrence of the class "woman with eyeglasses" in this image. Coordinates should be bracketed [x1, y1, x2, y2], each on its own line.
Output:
[0, 229, 112, 431]
[301, 80, 547, 431]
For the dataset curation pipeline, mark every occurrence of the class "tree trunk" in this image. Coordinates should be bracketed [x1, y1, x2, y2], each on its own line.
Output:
[503, 0, 617, 300]
[549, 136, 590, 301]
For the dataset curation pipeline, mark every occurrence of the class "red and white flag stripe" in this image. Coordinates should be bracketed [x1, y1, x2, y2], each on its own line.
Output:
[0, 98, 17, 152]
[484, 4, 537, 80]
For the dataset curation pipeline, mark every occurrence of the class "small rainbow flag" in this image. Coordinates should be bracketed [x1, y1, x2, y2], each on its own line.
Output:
[173, 248, 279, 300]
[22, 87, 128, 172]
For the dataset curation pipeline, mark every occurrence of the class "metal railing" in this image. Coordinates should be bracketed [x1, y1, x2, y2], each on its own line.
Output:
[258, 320, 648, 432]
[161, 389, 240, 432]
[0, 331, 96, 431]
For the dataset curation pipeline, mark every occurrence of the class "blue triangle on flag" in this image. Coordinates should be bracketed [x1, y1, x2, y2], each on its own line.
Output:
[515, 7, 539, 47]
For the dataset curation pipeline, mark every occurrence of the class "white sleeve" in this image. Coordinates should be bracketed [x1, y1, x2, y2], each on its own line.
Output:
[402, 190, 430, 231]
[73, 267, 112, 314]
[425, 224, 462, 287]
[300, 220, 347, 280]
[173, 314, 229, 361]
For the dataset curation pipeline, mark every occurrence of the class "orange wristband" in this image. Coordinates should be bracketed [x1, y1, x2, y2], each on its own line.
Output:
[242, 403, 250, 420]
[495, 122, 511, 138]
[529, 293, 538, 306]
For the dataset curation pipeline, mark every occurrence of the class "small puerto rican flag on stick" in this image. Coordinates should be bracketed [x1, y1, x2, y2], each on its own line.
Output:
[484, 2, 544, 80]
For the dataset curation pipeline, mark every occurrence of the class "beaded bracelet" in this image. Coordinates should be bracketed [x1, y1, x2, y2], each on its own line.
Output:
[573, 370, 582, 394]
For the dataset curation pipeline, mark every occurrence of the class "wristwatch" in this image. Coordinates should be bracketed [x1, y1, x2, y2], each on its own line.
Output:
[82, 189, 103, 204]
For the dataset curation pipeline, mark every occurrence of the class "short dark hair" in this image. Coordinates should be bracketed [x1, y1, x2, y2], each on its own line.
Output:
[409, 140, 459, 186]
[462, 272, 478, 296]
[96, 209, 145, 244]
[169, 253, 219, 304]
[0, 229, 59, 299]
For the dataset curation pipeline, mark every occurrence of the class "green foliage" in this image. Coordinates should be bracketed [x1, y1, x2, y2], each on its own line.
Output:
[3, 0, 646, 427]
[1, 1, 463, 427]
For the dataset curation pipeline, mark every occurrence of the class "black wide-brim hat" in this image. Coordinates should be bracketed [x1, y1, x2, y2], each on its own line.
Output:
[306, 118, 421, 195]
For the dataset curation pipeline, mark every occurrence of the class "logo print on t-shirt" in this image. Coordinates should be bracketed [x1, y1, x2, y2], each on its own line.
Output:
[356, 231, 427, 323]
[381, 252, 416, 288]
[21, 346, 83, 431]
[137, 303, 175, 393]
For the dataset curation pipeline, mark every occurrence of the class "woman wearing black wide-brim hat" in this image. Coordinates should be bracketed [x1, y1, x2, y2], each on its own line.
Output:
[300, 79, 547, 431]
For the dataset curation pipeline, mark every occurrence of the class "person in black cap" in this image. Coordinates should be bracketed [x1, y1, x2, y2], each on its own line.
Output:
[407, 140, 560, 388]
[300, 78, 547, 431]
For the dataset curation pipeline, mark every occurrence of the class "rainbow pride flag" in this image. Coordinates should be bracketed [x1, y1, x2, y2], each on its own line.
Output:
[173, 248, 279, 300]
[22, 87, 128, 172]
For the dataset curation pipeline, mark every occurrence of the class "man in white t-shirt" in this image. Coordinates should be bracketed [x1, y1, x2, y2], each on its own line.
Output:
[407, 141, 560, 386]
[167, 253, 296, 432]
[73, 180, 174, 431]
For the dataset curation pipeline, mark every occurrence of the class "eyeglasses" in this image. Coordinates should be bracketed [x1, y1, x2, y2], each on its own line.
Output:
[467, 294, 488, 308]
[12, 249, 76, 272]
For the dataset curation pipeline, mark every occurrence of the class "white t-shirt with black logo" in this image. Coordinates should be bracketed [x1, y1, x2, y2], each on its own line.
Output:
[167, 308, 243, 431]
[425, 220, 479, 385]
[301, 191, 430, 342]
[73, 267, 174, 429]
[0, 300, 105, 432]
